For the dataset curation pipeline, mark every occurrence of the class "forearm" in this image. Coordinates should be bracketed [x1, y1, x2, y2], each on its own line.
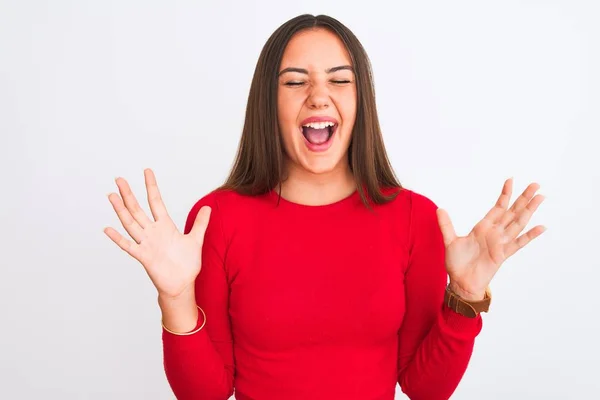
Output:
[161, 301, 234, 399]
[398, 306, 482, 400]
[160, 288, 234, 400]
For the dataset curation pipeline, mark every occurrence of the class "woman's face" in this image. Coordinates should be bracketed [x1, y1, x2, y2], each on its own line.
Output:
[277, 28, 357, 176]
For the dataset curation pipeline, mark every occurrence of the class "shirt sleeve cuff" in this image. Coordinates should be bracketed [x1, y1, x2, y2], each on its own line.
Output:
[437, 303, 484, 341]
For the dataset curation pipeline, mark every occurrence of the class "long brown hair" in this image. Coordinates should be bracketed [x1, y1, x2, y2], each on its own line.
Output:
[219, 14, 402, 207]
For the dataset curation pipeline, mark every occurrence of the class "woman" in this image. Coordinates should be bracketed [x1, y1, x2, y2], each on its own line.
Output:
[105, 14, 545, 400]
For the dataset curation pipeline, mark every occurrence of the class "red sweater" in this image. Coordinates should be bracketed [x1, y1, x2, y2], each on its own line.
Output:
[162, 187, 482, 400]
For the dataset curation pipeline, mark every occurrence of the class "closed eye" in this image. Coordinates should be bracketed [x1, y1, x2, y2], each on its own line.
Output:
[284, 80, 352, 86]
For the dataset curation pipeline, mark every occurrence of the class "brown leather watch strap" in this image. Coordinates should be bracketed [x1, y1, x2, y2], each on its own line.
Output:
[444, 286, 492, 318]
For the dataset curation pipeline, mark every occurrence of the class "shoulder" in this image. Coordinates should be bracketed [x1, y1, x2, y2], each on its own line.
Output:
[381, 187, 442, 246]
[396, 188, 444, 256]
[183, 188, 267, 233]
[380, 186, 439, 217]
[190, 186, 265, 208]
[185, 188, 254, 219]
[187, 188, 237, 208]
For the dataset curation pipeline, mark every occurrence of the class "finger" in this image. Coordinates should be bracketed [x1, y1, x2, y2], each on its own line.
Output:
[504, 225, 546, 258]
[115, 177, 153, 228]
[108, 192, 145, 243]
[144, 168, 170, 221]
[189, 206, 212, 244]
[499, 182, 541, 228]
[436, 208, 457, 247]
[482, 178, 513, 223]
[504, 194, 545, 240]
[104, 226, 144, 261]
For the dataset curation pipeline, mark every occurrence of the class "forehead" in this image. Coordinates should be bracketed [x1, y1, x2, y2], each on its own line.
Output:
[280, 28, 352, 70]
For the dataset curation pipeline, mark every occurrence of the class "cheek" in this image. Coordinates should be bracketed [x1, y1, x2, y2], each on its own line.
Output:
[335, 93, 357, 129]
[278, 92, 300, 125]
[277, 97, 297, 151]
[277, 91, 305, 142]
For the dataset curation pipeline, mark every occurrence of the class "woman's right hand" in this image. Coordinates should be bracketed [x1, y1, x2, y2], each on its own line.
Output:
[104, 168, 211, 301]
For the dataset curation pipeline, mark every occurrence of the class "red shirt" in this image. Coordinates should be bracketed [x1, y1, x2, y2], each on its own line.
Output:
[162, 187, 482, 400]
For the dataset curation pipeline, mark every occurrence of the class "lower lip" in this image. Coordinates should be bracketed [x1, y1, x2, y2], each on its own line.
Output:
[301, 125, 337, 153]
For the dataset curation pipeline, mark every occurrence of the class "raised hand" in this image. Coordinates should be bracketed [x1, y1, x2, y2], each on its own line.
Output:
[104, 169, 211, 300]
[436, 178, 546, 301]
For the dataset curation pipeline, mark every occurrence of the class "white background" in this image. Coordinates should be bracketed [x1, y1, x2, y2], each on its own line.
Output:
[1, 0, 599, 399]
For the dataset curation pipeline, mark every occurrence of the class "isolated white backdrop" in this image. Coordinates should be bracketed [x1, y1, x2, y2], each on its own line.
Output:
[1, 0, 599, 399]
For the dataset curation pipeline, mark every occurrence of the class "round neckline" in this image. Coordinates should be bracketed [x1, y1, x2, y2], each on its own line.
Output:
[268, 188, 361, 210]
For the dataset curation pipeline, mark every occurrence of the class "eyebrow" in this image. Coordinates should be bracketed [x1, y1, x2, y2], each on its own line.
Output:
[278, 65, 354, 76]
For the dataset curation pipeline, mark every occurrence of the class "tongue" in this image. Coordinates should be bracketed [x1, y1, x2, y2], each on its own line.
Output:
[304, 127, 330, 144]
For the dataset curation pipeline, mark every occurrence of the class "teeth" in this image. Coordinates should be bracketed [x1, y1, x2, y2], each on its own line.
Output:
[302, 121, 335, 129]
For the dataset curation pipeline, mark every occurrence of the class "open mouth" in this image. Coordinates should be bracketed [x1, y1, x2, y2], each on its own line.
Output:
[301, 121, 337, 146]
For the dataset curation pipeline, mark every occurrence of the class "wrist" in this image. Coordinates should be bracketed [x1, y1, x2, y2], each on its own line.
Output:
[158, 287, 198, 333]
[158, 284, 195, 306]
[447, 282, 486, 302]
[444, 284, 492, 319]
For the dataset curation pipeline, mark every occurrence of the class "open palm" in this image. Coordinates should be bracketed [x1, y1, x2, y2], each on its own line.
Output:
[104, 169, 211, 299]
[436, 178, 546, 300]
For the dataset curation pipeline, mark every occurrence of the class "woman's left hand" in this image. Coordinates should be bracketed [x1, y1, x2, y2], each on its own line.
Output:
[436, 178, 546, 301]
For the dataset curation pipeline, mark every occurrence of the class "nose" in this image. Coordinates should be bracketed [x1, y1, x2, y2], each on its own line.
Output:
[307, 83, 330, 110]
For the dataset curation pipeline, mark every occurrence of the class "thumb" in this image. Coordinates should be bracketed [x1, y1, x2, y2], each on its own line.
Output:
[189, 206, 212, 244]
[436, 208, 457, 247]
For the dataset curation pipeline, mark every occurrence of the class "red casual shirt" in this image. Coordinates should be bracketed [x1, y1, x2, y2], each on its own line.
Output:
[162, 187, 482, 400]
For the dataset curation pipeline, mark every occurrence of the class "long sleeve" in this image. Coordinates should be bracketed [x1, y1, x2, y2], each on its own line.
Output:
[397, 191, 483, 400]
[162, 193, 235, 400]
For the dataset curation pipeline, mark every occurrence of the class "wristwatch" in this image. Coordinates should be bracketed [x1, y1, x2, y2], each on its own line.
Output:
[444, 285, 492, 318]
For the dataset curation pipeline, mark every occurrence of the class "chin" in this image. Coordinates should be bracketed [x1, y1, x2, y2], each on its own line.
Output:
[303, 163, 337, 175]
[298, 152, 347, 175]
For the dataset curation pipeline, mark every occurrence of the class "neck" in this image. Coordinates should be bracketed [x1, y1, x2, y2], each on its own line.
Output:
[279, 158, 356, 206]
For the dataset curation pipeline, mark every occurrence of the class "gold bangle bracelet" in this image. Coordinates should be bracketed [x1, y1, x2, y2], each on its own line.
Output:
[162, 305, 206, 336]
